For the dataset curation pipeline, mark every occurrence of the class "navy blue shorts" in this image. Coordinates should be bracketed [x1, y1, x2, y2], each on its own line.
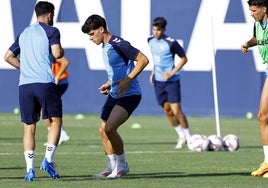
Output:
[56, 83, 68, 97]
[19, 83, 62, 124]
[101, 95, 141, 121]
[154, 80, 181, 107]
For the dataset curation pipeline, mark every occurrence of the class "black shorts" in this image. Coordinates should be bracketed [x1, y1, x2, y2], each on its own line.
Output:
[19, 83, 62, 124]
[101, 95, 141, 121]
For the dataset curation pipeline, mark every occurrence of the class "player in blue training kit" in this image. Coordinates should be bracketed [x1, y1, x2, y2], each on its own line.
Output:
[4, 1, 64, 181]
[148, 17, 192, 149]
[82, 14, 149, 178]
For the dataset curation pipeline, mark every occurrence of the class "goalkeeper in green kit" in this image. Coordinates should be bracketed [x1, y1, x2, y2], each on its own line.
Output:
[241, 0, 268, 178]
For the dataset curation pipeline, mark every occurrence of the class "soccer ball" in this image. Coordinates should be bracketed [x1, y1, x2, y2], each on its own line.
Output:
[187, 134, 210, 152]
[207, 135, 223, 151]
[223, 134, 240, 152]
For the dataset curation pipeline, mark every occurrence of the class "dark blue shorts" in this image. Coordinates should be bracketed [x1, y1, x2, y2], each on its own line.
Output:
[154, 80, 181, 107]
[101, 95, 141, 121]
[56, 83, 68, 97]
[19, 83, 62, 124]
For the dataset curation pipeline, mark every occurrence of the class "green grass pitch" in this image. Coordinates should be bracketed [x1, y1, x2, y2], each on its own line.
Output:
[0, 113, 267, 188]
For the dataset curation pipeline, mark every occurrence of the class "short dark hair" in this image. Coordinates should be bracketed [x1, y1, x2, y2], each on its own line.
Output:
[81, 14, 107, 33]
[35, 1, 54, 17]
[152, 17, 167, 29]
[248, 0, 268, 7]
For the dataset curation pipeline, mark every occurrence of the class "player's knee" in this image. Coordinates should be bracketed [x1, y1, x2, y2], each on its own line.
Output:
[163, 109, 169, 116]
[257, 111, 268, 124]
[104, 125, 116, 137]
[99, 126, 105, 136]
[50, 117, 62, 126]
[175, 109, 185, 117]
[163, 107, 172, 116]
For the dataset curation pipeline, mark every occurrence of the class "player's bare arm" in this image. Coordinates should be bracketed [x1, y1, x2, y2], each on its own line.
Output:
[117, 52, 149, 96]
[241, 37, 257, 54]
[54, 57, 69, 84]
[51, 44, 64, 59]
[4, 50, 20, 69]
[162, 56, 187, 80]
[128, 52, 149, 79]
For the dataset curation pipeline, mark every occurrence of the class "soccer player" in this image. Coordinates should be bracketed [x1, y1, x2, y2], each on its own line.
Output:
[81, 14, 149, 178]
[241, 0, 268, 178]
[4, 1, 64, 181]
[147, 17, 192, 149]
[44, 57, 71, 146]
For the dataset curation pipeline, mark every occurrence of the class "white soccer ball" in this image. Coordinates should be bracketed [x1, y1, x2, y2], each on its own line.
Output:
[187, 134, 210, 152]
[207, 135, 223, 151]
[223, 134, 240, 152]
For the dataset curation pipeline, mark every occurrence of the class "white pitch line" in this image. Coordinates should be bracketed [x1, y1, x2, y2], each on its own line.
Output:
[0, 149, 262, 156]
[0, 150, 185, 156]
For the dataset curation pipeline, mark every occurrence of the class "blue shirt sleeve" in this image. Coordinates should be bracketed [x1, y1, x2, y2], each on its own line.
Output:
[110, 35, 139, 62]
[170, 40, 186, 58]
[39, 22, 61, 46]
[9, 35, 20, 56]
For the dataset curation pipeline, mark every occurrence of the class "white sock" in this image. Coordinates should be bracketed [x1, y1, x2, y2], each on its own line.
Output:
[263, 146, 268, 162]
[107, 154, 116, 170]
[174, 125, 185, 138]
[24, 150, 34, 172]
[116, 153, 126, 168]
[45, 144, 56, 163]
[183, 128, 192, 138]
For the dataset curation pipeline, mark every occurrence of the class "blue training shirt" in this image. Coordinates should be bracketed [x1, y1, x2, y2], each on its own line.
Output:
[102, 35, 141, 98]
[9, 22, 61, 86]
[148, 35, 186, 82]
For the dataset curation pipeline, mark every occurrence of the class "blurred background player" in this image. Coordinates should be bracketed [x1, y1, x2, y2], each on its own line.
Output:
[82, 14, 149, 178]
[241, 0, 268, 178]
[148, 17, 192, 149]
[44, 56, 70, 146]
[4, 1, 64, 181]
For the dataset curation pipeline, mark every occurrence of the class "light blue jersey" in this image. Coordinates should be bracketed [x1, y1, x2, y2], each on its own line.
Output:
[102, 35, 141, 98]
[148, 35, 186, 82]
[9, 22, 61, 85]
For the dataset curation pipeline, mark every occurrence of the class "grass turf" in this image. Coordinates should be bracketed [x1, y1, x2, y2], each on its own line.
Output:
[0, 113, 267, 188]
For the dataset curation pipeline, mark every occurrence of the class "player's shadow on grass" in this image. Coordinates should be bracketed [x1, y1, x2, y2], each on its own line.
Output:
[1, 171, 250, 181]
[0, 167, 24, 180]
[0, 137, 22, 142]
[123, 171, 250, 179]
[58, 171, 250, 181]
[242, 145, 262, 149]
[126, 141, 178, 146]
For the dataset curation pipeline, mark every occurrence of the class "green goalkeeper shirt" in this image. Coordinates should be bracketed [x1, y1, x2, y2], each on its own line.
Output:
[255, 21, 268, 64]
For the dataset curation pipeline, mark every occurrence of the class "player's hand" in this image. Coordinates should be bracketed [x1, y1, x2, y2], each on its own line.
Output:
[149, 73, 154, 85]
[54, 78, 59, 85]
[116, 77, 131, 97]
[162, 72, 172, 80]
[98, 83, 111, 95]
[241, 44, 249, 54]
